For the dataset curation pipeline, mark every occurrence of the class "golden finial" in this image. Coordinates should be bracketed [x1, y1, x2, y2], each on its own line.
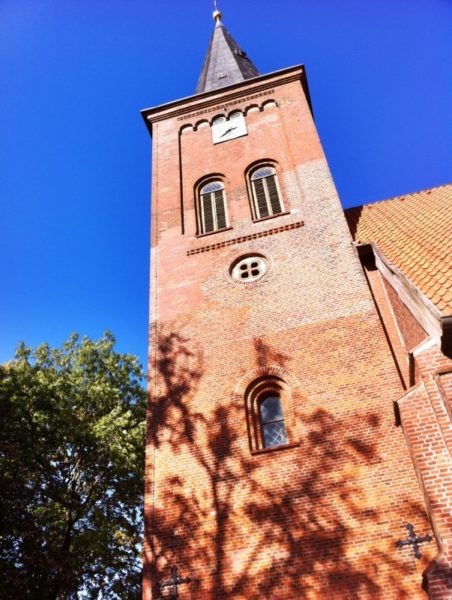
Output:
[213, 0, 222, 23]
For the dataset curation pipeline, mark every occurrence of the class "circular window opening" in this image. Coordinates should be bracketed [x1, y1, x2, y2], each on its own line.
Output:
[231, 255, 268, 282]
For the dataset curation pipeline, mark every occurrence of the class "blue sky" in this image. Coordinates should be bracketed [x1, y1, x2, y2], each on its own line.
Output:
[1, 0, 451, 370]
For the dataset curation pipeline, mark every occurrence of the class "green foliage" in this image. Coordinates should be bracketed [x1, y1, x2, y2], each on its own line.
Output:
[0, 333, 146, 599]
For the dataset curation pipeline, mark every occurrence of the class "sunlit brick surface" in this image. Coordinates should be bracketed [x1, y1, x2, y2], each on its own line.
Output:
[382, 278, 428, 352]
[143, 70, 439, 599]
[439, 371, 452, 416]
[398, 347, 452, 599]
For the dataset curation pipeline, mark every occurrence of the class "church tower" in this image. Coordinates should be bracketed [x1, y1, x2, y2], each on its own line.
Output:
[141, 9, 436, 599]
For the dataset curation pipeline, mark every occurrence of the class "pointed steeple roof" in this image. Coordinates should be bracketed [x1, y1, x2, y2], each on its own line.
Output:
[196, 7, 259, 94]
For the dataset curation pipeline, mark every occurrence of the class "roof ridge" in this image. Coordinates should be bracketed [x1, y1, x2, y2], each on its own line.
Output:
[345, 182, 452, 212]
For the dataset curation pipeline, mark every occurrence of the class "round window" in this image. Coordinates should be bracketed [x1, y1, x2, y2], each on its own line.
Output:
[231, 255, 268, 282]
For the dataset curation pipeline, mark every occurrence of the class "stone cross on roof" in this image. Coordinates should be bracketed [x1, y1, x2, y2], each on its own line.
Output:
[196, 6, 259, 94]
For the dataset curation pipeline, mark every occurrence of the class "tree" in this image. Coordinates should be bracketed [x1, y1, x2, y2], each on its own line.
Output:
[0, 333, 146, 599]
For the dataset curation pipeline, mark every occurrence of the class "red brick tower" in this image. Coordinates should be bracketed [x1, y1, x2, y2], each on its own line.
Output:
[141, 9, 437, 599]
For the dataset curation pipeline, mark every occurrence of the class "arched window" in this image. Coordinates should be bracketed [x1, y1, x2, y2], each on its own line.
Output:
[198, 180, 228, 234]
[259, 394, 289, 448]
[250, 165, 283, 220]
[239, 369, 300, 454]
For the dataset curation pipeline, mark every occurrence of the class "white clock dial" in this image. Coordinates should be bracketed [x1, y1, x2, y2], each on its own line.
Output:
[212, 115, 248, 144]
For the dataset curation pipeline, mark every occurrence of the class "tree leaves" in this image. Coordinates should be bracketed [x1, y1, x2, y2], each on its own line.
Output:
[0, 333, 146, 599]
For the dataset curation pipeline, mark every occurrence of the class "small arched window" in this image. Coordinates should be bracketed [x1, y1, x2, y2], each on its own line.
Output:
[250, 166, 283, 220]
[240, 371, 300, 454]
[259, 394, 289, 449]
[198, 180, 228, 234]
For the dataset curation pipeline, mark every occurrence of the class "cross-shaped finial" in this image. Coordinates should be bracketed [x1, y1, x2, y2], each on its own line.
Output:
[395, 523, 433, 559]
[159, 565, 191, 599]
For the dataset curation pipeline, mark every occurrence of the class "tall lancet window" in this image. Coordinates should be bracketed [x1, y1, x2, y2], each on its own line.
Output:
[198, 180, 228, 234]
[250, 165, 283, 220]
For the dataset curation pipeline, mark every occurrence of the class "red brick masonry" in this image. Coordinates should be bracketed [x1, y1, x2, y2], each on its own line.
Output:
[142, 67, 446, 599]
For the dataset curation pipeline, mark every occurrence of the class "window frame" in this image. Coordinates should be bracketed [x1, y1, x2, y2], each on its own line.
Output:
[244, 376, 299, 454]
[258, 393, 289, 449]
[197, 179, 229, 235]
[230, 254, 268, 283]
[248, 163, 284, 221]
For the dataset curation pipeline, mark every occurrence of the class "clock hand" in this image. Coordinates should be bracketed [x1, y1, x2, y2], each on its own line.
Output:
[220, 126, 237, 138]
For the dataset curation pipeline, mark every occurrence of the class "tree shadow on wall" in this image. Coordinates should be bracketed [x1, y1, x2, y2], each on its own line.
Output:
[147, 331, 431, 599]
[253, 338, 290, 370]
[149, 331, 204, 449]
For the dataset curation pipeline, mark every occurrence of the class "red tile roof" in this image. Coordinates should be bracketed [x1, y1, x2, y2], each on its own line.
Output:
[344, 184, 452, 315]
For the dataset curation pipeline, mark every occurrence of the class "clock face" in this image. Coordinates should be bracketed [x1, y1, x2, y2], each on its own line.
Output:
[212, 115, 248, 144]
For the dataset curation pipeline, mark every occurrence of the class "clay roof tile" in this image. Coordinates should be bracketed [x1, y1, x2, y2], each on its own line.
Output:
[344, 183, 452, 315]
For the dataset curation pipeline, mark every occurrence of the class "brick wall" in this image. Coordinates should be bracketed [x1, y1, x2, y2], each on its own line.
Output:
[398, 346, 452, 599]
[143, 70, 434, 599]
[359, 261, 452, 599]
[383, 278, 428, 352]
[361, 265, 410, 388]
[439, 371, 452, 418]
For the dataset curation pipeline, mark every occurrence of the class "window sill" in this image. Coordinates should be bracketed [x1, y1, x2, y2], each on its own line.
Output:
[252, 211, 291, 224]
[251, 441, 300, 456]
[196, 226, 233, 239]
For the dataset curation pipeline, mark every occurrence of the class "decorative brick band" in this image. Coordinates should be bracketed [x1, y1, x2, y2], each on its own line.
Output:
[179, 89, 275, 122]
[187, 221, 304, 256]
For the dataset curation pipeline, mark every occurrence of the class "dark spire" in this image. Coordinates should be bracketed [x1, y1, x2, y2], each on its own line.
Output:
[195, 6, 259, 94]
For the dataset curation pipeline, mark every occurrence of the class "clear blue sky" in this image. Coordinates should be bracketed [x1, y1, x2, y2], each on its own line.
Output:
[1, 0, 451, 370]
